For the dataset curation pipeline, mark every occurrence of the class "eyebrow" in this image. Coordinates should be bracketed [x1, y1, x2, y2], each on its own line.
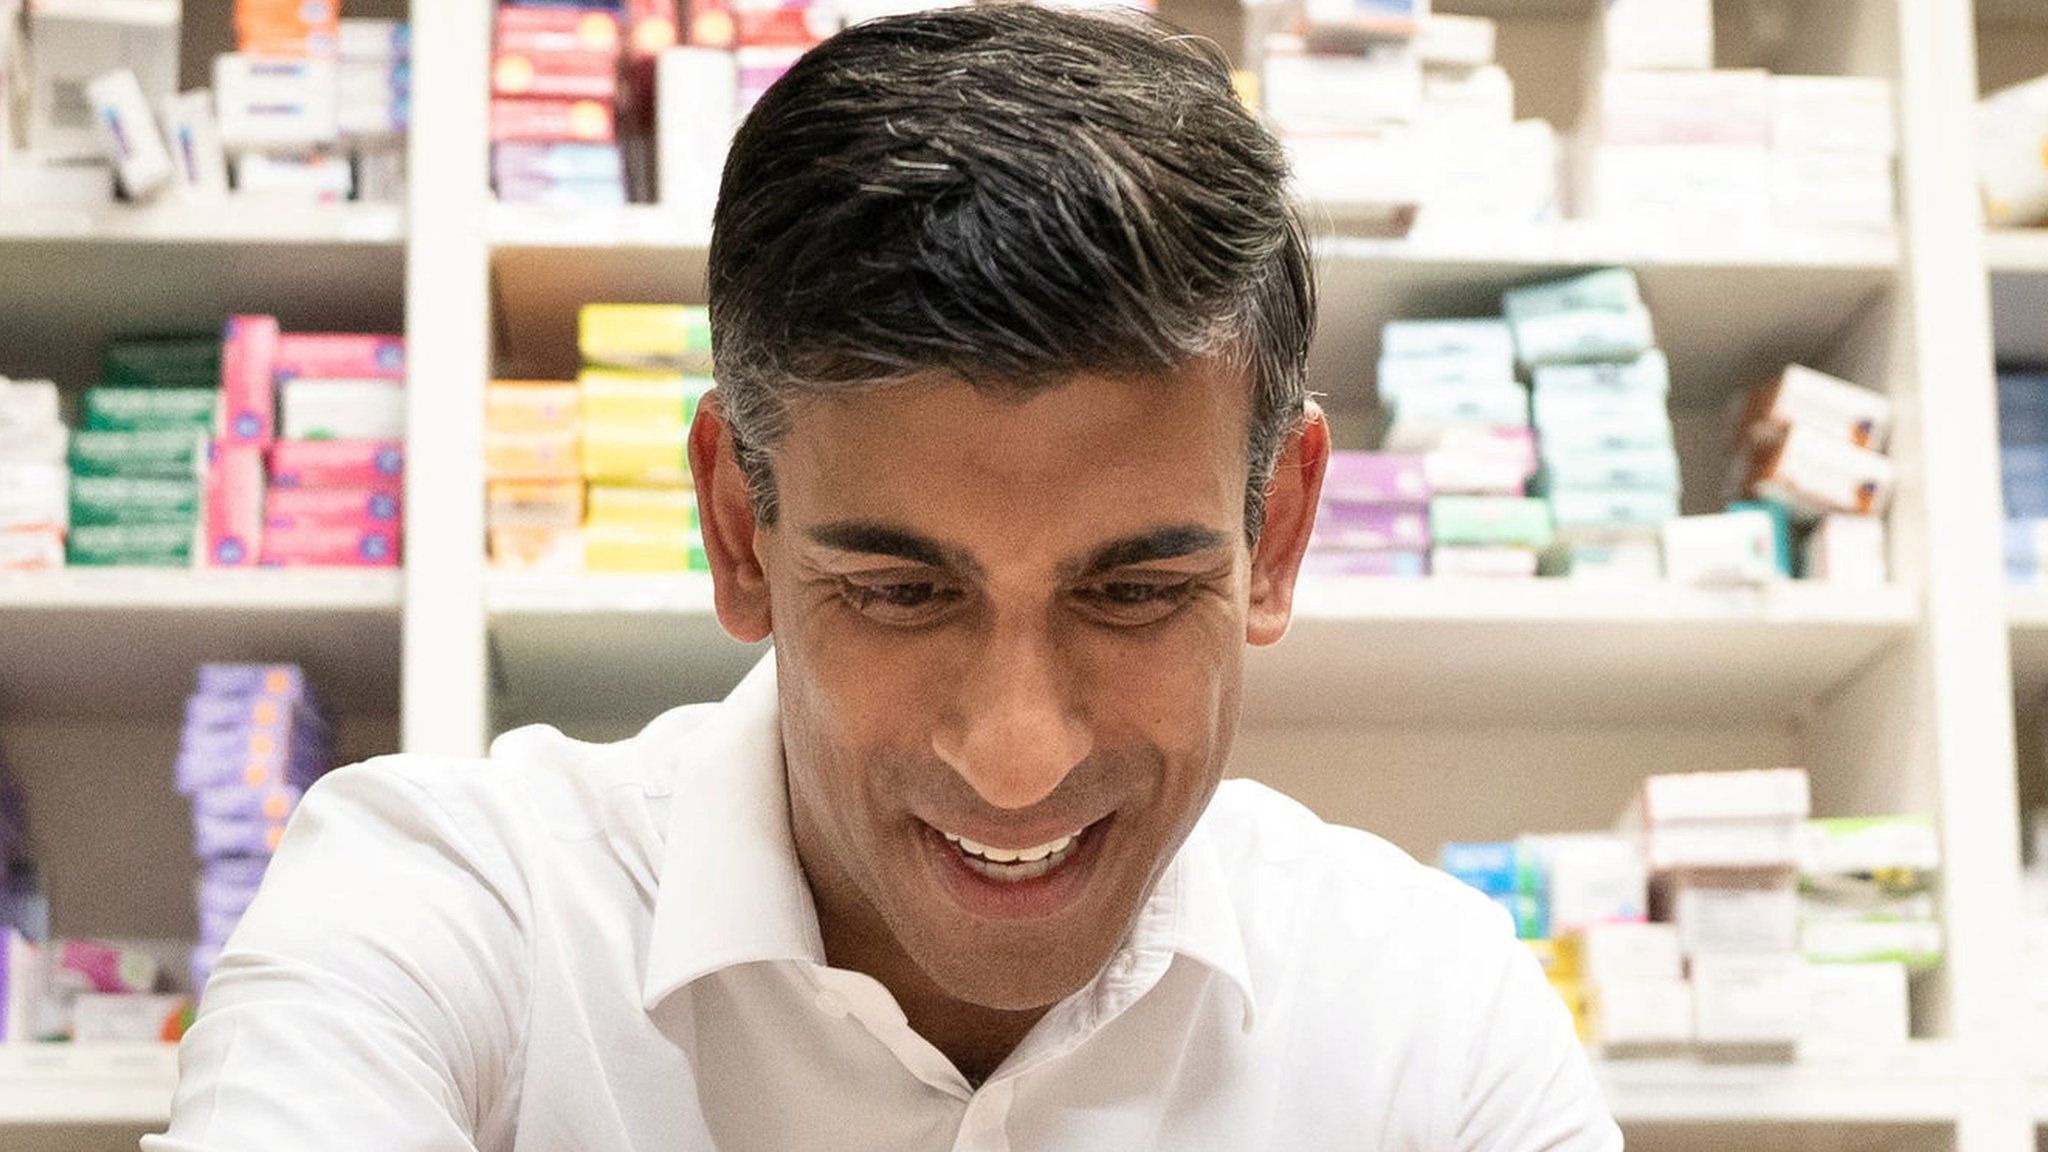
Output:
[805, 521, 1231, 580]
[807, 522, 980, 575]
[1066, 525, 1233, 579]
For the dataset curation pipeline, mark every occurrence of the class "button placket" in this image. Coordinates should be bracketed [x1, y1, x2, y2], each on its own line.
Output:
[951, 1077, 1015, 1152]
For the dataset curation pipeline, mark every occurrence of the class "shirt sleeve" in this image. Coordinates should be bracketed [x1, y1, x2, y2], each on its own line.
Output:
[143, 759, 531, 1152]
[1455, 905, 1624, 1152]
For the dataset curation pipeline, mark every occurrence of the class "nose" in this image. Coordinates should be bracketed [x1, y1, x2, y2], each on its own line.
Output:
[931, 616, 1093, 810]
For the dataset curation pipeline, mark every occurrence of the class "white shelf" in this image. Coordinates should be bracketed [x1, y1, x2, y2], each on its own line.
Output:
[1985, 230, 2048, 275]
[0, 1044, 176, 1126]
[0, 570, 404, 718]
[485, 573, 1916, 731]
[1596, 1046, 1967, 1124]
[489, 202, 707, 251]
[0, 202, 404, 246]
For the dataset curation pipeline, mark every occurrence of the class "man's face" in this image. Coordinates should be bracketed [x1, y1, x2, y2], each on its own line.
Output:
[699, 361, 1316, 1012]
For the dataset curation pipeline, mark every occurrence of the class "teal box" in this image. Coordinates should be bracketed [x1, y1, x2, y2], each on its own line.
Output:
[1503, 269, 1655, 367]
[1532, 349, 1671, 397]
[69, 475, 202, 525]
[1492, 892, 1550, 941]
[1549, 488, 1681, 530]
[1728, 499, 1794, 576]
[1533, 388, 1669, 431]
[1536, 446, 1682, 493]
[1377, 355, 1518, 404]
[1534, 410, 1675, 453]
[1430, 496, 1555, 547]
[100, 336, 221, 389]
[83, 387, 219, 431]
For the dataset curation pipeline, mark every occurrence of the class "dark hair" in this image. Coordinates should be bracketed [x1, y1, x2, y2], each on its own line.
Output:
[707, 3, 1316, 541]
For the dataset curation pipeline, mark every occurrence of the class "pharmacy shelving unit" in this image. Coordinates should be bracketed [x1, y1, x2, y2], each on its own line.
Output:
[1, 2, 2041, 1151]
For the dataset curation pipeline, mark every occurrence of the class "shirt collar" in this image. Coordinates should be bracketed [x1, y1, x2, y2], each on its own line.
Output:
[641, 650, 1260, 1034]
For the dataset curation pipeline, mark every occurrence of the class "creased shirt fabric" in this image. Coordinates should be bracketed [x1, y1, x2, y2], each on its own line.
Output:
[146, 655, 1621, 1151]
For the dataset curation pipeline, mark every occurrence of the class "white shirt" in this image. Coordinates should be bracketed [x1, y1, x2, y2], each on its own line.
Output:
[146, 656, 1621, 1151]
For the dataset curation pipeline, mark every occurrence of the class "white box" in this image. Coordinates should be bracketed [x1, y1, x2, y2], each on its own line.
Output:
[1578, 144, 1771, 234]
[1381, 318, 1514, 363]
[0, 150, 114, 205]
[1579, 922, 1683, 984]
[85, 67, 170, 198]
[1592, 978, 1693, 1051]
[1801, 920, 1944, 967]
[26, 0, 179, 160]
[1263, 38, 1421, 133]
[0, 377, 60, 431]
[1739, 364, 1892, 450]
[1376, 352, 1517, 399]
[1744, 425, 1896, 520]
[280, 378, 406, 440]
[1282, 130, 1418, 236]
[1419, 63, 1511, 134]
[0, 462, 68, 531]
[657, 47, 737, 228]
[1527, 833, 1649, 934]
[1415, 14, 1492, 68]
[1639, 769, 1812, 825]
[70, 993, 189, 1042]
[1589, 0, 1712, 72]
[0, 527, 64, 570]
[1802, 514, 1888, 586]
[1664, 869, 1800, 956]
[1772, 75, 1896, 156]
[338, 18, 408, 62]
[1414, 118, 1559, 229]
[159, 89, 228, 197]
[214, 54, 339, 151]
[1691, 953, 1806, 1052]
[1549, 539, 1664, 583]
[232, 150, 351, 202]
[1590, 70, 1771, 148]
[1661, 511, 1781, 587]
[1428, 545, 1538, 579]
[1801, 962, 1909, 1054]
[1980, 74, 2048, 227]
[1797, 815, 1939, 875]
[1774, 151, 1896, 233]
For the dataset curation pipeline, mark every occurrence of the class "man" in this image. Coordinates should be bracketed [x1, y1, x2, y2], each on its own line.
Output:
[149, 6, 1620, 1150]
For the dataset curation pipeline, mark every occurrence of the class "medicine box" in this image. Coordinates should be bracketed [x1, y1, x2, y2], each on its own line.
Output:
[1532, 350, 1670, 398]
[1381, 319, 1515, 365]
[102, 336, 219, 389]
[1639, 768, 1812, 825]
[1383, 386, 1530, 451]
[494, 49, 619, 100]
[1545, 539, 1662, 583]
[585, 522, 708, 573]
[218, 315, 279, 446]
[83, 387, 216, 432]
[487, 430, 582, 482]
[489, 481, 584, 530]
[657, 47, 739, 224]
[265, 485, 402, 531]
[1742, 425, 1896, 519]
[67, 521, 195, 566]
[1533, 387, 1671, 434]
[588, 485, 697, 530]
[1577, 145, 1773, 235]
[1282, 130, 1421, 237]
[1801, 961, 1909, 1053]
[1312, 504, 1429, 552]
[1429, 497, 1553, 548]
[497, 5, 620, 55]
[488, 382, 581, 435]
[496, 142, 625, 185]
[1772, 75, 1896, 156]
[1547, 488, 1679, 533]
[1802, 514, 1887, 585]
[268, 440, 405, 489]
[1590, 979, 1693, 1052]
[1425, 443, 1535, 497]
[490, 526, 587, 572]
[274, 334, 406, 382]
[1690, 953, 1806, 1053]
[1662, 510, 1781, 586]
[1430, 545, 1538, 579]
[1980, 75, 2048, 227]
[1537, 447, 1680, 493]
[582, 425, 690, 485]
[1504, 299, 1655, 370]
[70, 993, 188, 1044]
[214, 55, 340, 150]
[279, 379, 406, 441]
[68, 475, 196, 527]
[161, 90, 230, 196]
[259, 520, 400, 567]
[1576, 922, 1683, 985]
[1439, 840, 1530, 897]
[234, 152, 354, 203]
[87, 66, 173, 199]
[1589, 70, 1772, 149]
[1738, 364, 1892, 450]
[1659, 868, 1800, 956]
[1414, 14, 1494, 69]
[1586, 0, 1711, 72]
[1419, 64, 1512, 134]
[579, 305, 715, 372]
[1774, 152, 1896, 233]
[0, 464, 69, 531]
[27, 0, 180, 161]
[1322, 452, 1431, 506]
[1376, 354, 1519, 401]
[204, 442, 265, 567]
[68, 429, 205, 479]
[1801, 920, 1943, 969]
[580, 370, 712, 428]
[1525, 834, 1650, 934]
[1261, 39, 1421, 134]
[491, 98, 618, 143]
[1300, 549, 1428, 578]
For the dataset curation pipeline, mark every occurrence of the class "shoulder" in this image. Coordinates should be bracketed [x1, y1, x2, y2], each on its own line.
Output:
[1201, 778, 1517, 962]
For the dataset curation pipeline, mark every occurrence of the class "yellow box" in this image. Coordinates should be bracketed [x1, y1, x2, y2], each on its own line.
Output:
[582, 424, 689, 485]
[487, 430, 582, 481]
[587, 485, 695, 530]
[1546, 976, 1592, 1044]
[489, 526, 585, 572]
[489, 480, 584, 529]
[579, 369, 713, 428]
[487, 381, 581, 434]
[584, 523, 708, 572]
[578, 304, 713, 372]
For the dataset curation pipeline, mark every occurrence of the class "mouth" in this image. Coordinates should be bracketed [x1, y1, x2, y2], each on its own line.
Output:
[920, 816, 1108, 919]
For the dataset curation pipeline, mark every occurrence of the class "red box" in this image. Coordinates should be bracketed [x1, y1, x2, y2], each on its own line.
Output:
[264, 485, 403, 530]
[491, 97, 617, 143]
[734, 7, 829, 48]
[493, 50, 620, 100]
[626, 0, 681, 58]
[204, 442, 266, 568]
[267, 440, 405, 489]
[496, 6, 622, 55]
[259, 521, 401, 567]
[217, 315, 279, 447]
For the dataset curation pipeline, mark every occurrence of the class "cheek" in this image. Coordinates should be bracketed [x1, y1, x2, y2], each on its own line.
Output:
[773, 586, 942, 773]
[1085, 605, 1243, 796]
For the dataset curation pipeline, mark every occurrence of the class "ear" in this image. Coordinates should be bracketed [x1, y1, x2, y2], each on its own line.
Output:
[689, 391, 773, 644]
[1246, 401, 1329, 647]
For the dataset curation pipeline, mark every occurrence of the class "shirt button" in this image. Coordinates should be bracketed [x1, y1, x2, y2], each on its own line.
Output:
[815, 990, 849, 1019]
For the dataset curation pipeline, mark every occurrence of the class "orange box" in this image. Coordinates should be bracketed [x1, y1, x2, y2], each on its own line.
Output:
[487, 429, 582, 481]
[490, 526, 585, 572]
[487, 381, 581, 434]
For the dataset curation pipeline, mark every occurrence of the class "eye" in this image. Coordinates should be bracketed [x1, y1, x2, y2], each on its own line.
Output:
[837, 577, 962, 625]
[1076, 579, 1196, 625]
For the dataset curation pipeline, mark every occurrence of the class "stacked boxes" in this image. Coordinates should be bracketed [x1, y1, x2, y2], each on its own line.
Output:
[1410, 15, 1557, 231]
[487, 304, 711, 573]
[339, 19, 410, 199]
[1796, 817, 1938, 1051]
[2003, 371, 2048, 584]
[1377, 317, 1545, 577]
[0, 377, 67, 570]
[580, 304, 710, 572]
[1719, 364, 1893, 583]
[176, 663, 336, 991]
[1625, 768, 1811, 1059]
[1304, 452, 1430, 577]
[263, 332, 407, 567]
[1977, 73, 2048, 228]
[1502, 268, 1670, 579]
[492, 2, 627, 206]
[1770, 76, 1897, 234]
[68, 336, 217, 567]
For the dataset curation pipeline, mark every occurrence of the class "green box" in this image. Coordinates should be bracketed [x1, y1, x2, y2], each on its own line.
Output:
[1548, 488, 1680, 532]
[1430, 497, 1555, 548]
[100, 336, 221, 389]
[68, 429, 206, 479]
[83, 387, 219, 432]
[69, 476, 202, 526]
[67, 522, 195, 566]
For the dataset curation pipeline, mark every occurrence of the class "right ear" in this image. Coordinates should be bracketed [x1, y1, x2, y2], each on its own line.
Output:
[689, 391, 773, 643]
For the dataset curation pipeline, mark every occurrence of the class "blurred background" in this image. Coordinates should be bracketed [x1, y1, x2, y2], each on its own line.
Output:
[2, 0, 2047, 1148]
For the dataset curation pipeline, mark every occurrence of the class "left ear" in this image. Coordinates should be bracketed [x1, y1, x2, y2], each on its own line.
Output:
[1247, 401, 1329, 647]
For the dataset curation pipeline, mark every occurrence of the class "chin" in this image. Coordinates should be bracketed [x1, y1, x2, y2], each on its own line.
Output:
[921, 943, 1112, 1012]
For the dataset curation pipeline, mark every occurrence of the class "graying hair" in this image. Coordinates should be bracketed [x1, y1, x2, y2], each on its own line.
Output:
[706, 4, 1316, 542]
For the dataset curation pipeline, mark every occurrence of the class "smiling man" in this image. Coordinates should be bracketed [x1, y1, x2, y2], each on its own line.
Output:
[149, 6, 1619, 1151]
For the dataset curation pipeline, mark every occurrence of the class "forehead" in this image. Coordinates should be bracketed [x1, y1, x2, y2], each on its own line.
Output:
[769, 362, 1253, 541]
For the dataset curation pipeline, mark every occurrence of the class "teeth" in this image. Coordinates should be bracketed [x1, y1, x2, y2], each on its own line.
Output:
[940, 829, 1083, 877]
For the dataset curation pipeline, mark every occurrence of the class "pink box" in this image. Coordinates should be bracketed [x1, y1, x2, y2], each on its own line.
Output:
[259, 521, 401, 567]
[1323, 452, 1432, 505]
[491, 97, 617, 143]
[218, 315, 280, 446]
[273, 334, 406, 382]
[267, 440, 404, 489]
[1300, 549, 1428, 578]
[205, 442, 267, 567]
[1313, 503, 1430, 551]
[264, 485, 402, 531]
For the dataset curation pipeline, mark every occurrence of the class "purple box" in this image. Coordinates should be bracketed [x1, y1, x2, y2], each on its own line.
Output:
[1324, 452, 1432, 506]
[184, 693, 330, 741]
[1300, 549, 1429, 578]
[1312, 503, 1430, 552]
[189, 941, 223, 994]
[202, 857, 270, 889]
[196, 665, 314, 704]
[176, 744, 330, 796]
[192, 808, 290, 860]
[199, 904, 249, 949]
